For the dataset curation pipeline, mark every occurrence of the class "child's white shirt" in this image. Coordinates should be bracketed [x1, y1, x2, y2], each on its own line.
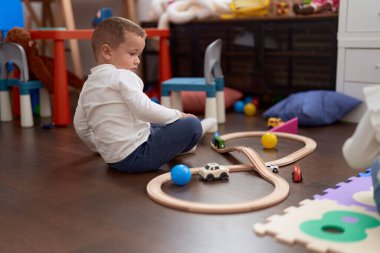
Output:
[74, 64, 181, 163]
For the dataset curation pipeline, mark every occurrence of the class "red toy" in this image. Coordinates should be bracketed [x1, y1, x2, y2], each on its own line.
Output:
[292, 164, 302, 182]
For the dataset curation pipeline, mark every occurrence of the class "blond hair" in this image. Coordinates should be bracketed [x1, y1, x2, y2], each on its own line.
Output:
[92, 17, 146, 60]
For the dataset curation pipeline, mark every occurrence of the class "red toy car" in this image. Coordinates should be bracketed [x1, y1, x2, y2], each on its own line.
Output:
[292, 164, 302, 182]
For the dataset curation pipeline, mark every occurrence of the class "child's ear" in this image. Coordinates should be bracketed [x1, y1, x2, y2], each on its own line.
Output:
[100, 44, 112, 61]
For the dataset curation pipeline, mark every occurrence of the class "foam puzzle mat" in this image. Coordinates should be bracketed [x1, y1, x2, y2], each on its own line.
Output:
[253, 172, 380, 253]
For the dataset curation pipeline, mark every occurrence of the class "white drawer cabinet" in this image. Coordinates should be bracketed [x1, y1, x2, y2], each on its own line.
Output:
[346, 0, 380, 32]
[336, 0, 380, 122]
[345, 49, 380, 83]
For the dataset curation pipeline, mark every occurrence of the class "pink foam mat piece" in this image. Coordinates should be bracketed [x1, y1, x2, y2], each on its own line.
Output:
[269, 117, 298, 134]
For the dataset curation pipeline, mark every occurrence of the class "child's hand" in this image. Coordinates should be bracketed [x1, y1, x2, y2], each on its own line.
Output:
[181, 112, 197, 119]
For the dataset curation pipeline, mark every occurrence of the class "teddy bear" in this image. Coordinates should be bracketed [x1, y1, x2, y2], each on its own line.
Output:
[4, 27, 84, 93]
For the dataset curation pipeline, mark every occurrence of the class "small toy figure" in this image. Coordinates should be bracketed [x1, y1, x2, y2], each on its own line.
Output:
[293, 0, 339, 15]
[199, 162, 229, 181]
[292, 164, 302, 182]
[267, 117, 283, 129]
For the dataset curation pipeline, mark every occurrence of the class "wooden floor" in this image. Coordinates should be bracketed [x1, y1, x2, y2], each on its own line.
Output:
[0, 107, 358, 253]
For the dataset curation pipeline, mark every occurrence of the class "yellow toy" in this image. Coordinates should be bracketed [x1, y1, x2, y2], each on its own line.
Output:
[221, 0, 270, 19]
[261, 133, 278, 149]
[267, 117, 283, 129]
[244, 103, 257, 116]
[274, 0, 290, 15]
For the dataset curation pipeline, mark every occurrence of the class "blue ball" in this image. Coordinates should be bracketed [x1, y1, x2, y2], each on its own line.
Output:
[171, 164, 191, 186]
[234, 100, 245, 113]
[244, 96, 254, 104]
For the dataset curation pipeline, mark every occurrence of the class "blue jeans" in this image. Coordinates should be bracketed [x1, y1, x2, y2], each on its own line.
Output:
[109, 117, 202, 173]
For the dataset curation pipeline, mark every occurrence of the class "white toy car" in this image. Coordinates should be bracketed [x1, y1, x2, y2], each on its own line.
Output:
[266, 163, 279, 173]
[199, 162, 230, 181]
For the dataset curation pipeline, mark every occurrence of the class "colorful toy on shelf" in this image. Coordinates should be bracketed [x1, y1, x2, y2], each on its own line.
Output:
[292, 164, 302, 182]
[199, 162, 230, 181]
[293, 0, 340, 15]
[261, 132, 278, 149]
[221, 0, 270, 19]
[170, 164, 192, 186]
[274, 0, 290, 15]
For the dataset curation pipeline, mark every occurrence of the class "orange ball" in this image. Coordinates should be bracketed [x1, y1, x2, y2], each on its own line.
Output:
[261, 133, 278, 149]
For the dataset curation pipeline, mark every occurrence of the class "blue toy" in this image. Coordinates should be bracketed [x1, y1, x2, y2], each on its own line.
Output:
[170, 164, 192, 186]
[92, 8, 113, 27]
[233, 100, 245, 113]
[244, 95, 254, 104]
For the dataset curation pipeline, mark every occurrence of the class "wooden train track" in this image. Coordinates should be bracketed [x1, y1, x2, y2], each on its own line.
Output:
[147, 131, 317, 214]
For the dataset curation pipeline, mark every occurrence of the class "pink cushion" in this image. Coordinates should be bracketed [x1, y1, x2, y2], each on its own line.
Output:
[181, 87, 243, 114]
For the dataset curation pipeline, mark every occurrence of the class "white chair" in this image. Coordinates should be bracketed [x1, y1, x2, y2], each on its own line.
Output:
[0, 42, 51, 127]
[161, 39, 225, 133]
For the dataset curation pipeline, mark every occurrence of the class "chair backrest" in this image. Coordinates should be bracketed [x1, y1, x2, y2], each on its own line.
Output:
[0, 48, 5, 79]
[204, 39, 223, 85]
[0, 42, 29, 81]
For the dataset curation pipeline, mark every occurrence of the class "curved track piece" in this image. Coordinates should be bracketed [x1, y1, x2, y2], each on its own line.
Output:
[146, 131, 317, 214]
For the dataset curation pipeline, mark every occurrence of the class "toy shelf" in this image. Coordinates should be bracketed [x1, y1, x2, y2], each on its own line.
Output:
[146, 13, 338, 97]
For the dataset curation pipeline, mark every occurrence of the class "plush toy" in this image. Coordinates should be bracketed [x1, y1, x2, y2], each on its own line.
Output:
[293, 0, 339, 15]
[5, 27, 84, 93]
[150, 0, 231, 28]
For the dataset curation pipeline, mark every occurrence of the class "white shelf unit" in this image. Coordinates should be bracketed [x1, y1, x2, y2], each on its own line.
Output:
[336, 0, 380, 122]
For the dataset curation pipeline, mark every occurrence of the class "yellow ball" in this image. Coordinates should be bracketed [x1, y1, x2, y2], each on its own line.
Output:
[244, 103, 257, 116]
[261, 133, 278, 149]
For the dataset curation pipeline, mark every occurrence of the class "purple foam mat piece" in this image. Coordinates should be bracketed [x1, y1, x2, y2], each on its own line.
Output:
[314, 175, 376, 212]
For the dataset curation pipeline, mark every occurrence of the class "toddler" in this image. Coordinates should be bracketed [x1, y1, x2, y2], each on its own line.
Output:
[74, 17, 216, 173]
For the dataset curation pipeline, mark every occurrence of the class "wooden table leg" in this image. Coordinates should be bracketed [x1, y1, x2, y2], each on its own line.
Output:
[54, 39, 71, 126]
[60, 0, 83, 79]
[125, 0, 137, 22]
